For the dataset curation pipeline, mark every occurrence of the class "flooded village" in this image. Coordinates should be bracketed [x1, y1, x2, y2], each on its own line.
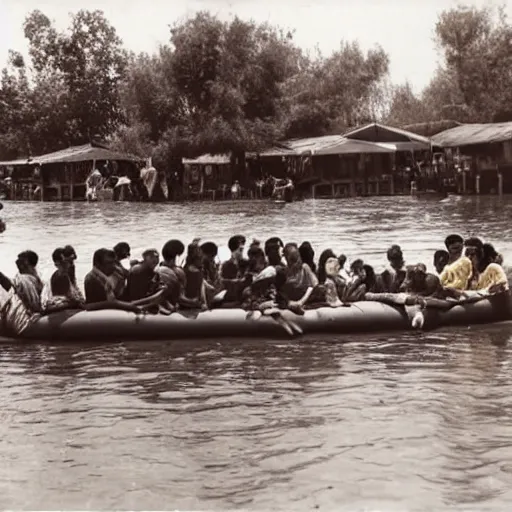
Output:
[1, 121, 511, 202]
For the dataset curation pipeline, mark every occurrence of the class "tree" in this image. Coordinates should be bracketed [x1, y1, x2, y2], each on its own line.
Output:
[385, 81, 427, 127]
[282, 42, 389, 137]
[23, 9, 128, 142]
[434, 4, 512, 121]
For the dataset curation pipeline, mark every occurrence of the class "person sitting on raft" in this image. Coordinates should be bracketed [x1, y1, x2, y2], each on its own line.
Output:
[299, 241, 316, 274]
[83, 248, 148, 313]
[264, 237, 285, 268]
[109, 242, 131, 299]
[317, 249, 345, 301]
[433, 249, 449, 275]
[126, 248, 160, 302]
[41, 247, 85, 312]
[344, 259, 377, 301]
[0, 251, 44, 337]
[242, 265, 303, 336]
[464, 238, 509, 295]
[63, 245, 78, 286]
[182, 241, 208, 310]
[323, 257, 345, 307]
[220, 235, 249, 306]
[284, 243, 318, 291]
[439, 234, 473, 291]
[375, 245, 406, 293]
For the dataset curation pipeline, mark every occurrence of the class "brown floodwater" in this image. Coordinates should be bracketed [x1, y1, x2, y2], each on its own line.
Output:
[1, 196, 512, 510]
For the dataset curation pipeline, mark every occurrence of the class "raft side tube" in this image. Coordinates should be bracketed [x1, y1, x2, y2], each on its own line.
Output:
[9, 296, 509, 343]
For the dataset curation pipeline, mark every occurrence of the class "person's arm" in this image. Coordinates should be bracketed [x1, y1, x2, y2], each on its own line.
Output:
[0, 272, 12, 292]
[83, 299, 142, 313]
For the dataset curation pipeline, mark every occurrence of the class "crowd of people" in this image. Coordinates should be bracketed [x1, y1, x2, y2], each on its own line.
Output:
[0, 233, 508, 337]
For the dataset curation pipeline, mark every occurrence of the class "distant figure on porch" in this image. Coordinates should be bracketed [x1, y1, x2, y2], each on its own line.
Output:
[85, 169, 104, 201]
[231, 181, 241, 200]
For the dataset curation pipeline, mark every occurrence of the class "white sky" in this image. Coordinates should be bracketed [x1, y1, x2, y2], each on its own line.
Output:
[0, 0, 506, 94]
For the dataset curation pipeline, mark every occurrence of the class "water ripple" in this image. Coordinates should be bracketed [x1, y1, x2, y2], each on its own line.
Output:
[2, 197, 512, 509]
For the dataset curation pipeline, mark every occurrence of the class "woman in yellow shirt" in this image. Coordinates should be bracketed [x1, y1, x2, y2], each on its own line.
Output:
[465, 238, 509, 294]
[439, 234, 473, 291]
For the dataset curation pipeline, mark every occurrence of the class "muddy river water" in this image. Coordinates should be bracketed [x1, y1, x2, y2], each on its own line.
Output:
[1, 196, 512, 510]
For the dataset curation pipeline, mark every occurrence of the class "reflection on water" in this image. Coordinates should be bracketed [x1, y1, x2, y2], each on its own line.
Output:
[2, 196, 512, 510]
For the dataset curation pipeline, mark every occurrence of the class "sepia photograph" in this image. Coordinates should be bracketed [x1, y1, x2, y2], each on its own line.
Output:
[1, 0, 512, 509]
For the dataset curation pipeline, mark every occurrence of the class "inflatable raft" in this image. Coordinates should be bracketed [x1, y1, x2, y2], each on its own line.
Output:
[3, 293, 511, 343]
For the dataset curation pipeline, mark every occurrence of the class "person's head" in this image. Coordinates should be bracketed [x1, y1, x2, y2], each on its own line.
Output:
[284, 245, 301, 266]
[403, 263, 428, 292]
[142, 248, 160, 270]
[325, 257, 340, 278]
[433, 249, 449, 274]
[63, 245, 77, 263]
[318, 249, 337, 283]
[16, 250, 39, 274]
[464, 237, 484, 271]
[264, 237, 284, 266]
[483, 243, 499, 265]
[283, 242, 298, 262]
[363, 264, 376, 288]
[52, 247, 70, 272]
[228, 235, 246, 260]
[200, 242, 218, 261]
[387, 244, 404, 271]
[444, 234, 464, 258]
[338, 254, 347, 269]
[162, 239, 185, 262]
[350, 259, 366, 280]
[248, 246, 266, 273]
[299, 241, 315, 266]
[185, 242, 203, 268]
[113, 242, 131, 261]
[93, 248, 117, 276]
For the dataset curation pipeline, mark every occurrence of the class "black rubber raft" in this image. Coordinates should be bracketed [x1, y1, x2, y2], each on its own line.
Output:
[3, 293, 511, 343]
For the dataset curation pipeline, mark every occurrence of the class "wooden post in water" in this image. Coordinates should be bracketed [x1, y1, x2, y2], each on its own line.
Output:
[475, 174, 480, 195]
[498, 172, 503, 196]
[462, 172, 467, 194]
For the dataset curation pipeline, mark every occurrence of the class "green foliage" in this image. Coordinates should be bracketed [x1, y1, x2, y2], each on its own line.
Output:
[0, 9, 127, 159]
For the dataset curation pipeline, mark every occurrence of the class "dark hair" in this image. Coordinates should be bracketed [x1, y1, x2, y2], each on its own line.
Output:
[63, 245, 77, 259]
[200, 242, 218, 258]
[482, 243, 498, 270]
[264, 237, 284, 252]
[228, 235, 246, 252]
[113, 242, 130, 259]
[464, 237, 484, 251]
[445, 234, 464, 249]
[18, 250, 39, 267]
[299, 242, 316, 273]
[52, 247, 65, 264]
[318, 249, 337, 284]
[338, 254, 347, 268]
[433, 249, 449, 265]
[142, 248, 159, 259]
[387, 244, 403, 261]
[363, 264, 376, 291]
[162, 239, 185, 261]
[350, 258, 364, 270]
[248, 246, 265, 260]
[93, 248, 115, 267]
[185, 242, 202, 268]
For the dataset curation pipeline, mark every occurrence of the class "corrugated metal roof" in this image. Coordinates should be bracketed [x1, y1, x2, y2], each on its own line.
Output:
[0, 144, 142, 166]
[315, 138, 395, 155]
[343, 122, 431, 146]
[431, 122, 512, 147]
[182, 153, 231, 165]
